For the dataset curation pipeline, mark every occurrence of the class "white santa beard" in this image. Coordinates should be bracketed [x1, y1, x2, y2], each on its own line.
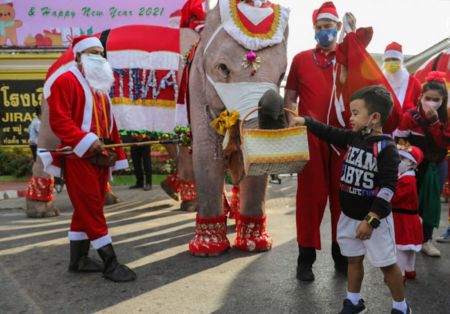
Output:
[383, 67, 409, 90]
[81, 54, 115, 94]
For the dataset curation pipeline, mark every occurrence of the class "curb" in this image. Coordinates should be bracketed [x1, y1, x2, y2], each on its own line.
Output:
[0, 190, 27, 200]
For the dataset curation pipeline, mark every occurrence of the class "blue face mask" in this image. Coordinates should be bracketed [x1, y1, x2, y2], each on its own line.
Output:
[315, 28, 338, 47]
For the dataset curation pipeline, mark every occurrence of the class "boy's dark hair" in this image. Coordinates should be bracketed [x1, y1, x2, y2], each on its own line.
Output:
[350, 85, 393, 124]
[421, 80, 448, 125]
[35, 106, 41, 116]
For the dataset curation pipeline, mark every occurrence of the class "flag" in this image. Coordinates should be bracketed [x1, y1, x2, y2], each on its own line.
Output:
[335, 27, 402, 134]
[414, 49, 450, 86]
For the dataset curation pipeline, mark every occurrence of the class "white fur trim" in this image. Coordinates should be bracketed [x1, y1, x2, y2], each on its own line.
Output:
[68, 231, 89, 240]
[73, 132, 98, 157]
[194, 24, 205, 32]
[37, 149, 62, 177]
[220, 0, 290, 51]
[393, 129, 410, 138]
[399, 170, 416, 178]
[91, 235, 112, 249]
[396, 244, 422, 252]
[175, 103, 189, 127]
[399, 150, 417, 164]
[69, 66, 93, 132]
[73, 37, 103, 56]
[316, 12, 340, 23]
[44, 61, 77, 99]
[112, 159, 129, 171]
[107, 51, 180, 70]
[384, 50, 403, 61]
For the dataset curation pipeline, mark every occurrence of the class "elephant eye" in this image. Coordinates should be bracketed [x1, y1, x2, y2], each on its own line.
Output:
[217, 63, 230, 77]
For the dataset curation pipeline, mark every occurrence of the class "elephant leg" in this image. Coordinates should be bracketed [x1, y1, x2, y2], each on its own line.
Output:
[177, 146, 198, 212]
[25, 160, 60, 218]
[188, 103, 230, 256]
[104, 182, 119, 205]
[234, 175, 273, 252]
[160, 144, 180, 201]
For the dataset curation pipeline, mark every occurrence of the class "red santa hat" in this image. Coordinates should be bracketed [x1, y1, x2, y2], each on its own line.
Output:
[312, 2, 340, 25]
[2, 0, 13, 6]
[399, 146, 423, 165]
[72, 35, 103, 56]
[384, 42, 403, 61]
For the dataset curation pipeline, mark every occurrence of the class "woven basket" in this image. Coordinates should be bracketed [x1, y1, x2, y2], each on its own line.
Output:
[240, 108, 310, 176]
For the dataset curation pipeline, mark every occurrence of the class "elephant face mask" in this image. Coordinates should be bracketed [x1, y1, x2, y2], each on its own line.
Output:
[206, 74, 278, 120]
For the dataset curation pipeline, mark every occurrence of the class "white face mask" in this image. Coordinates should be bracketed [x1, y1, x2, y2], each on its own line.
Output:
[360, 114, 376, 136]
[422, 99, 442, 111]
[206, 74, 278, 120]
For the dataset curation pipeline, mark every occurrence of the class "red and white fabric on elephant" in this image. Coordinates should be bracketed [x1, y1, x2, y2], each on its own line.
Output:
[219, 0, 290, 51]
[26, 176, 54, 202]
[43, 25, 186, 135]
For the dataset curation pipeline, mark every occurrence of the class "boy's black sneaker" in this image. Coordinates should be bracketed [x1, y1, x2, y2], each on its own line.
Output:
[339, 299, 366, 314]
[391, 303, 412, 314]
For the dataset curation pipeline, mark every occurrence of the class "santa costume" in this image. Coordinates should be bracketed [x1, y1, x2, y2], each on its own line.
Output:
[392, 145, 424, 280]
[39, 35, 135, 282]
[383, 42, 422, 112]
[285, 1, 347, 280]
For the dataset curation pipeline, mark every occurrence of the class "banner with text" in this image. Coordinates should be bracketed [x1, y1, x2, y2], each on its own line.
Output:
[0, 80, 43, 146]
[1, 0, 186, 47]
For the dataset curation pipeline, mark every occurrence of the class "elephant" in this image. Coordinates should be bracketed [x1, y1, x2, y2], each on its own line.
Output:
[25, 25, 200, 217]
[188, 1, 290, 256]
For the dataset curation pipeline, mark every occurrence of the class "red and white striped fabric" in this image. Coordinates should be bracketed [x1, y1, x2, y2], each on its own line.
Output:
[44, 25, 186, 134]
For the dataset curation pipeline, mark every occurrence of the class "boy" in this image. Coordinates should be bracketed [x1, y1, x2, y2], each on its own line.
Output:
[292, 85, 410, 314]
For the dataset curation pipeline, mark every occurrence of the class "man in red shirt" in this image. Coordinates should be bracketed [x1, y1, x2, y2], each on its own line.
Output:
[42, 35, 136, 282]
[285, 1, 353, 281]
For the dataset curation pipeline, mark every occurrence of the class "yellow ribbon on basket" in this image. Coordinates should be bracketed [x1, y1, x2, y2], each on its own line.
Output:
[210, 110, 240, 136]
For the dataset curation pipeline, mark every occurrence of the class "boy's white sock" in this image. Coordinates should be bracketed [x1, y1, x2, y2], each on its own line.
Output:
[392, 299, 408, 313]
[347, 292, 361, 305]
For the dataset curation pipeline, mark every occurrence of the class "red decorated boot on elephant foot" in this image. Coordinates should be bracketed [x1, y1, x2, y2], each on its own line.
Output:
[189, 215, 230, 256]
[234, 214, 272, 252]
[160, 173, 180, 201]
[25, 176, 60, 218]
[228, 186, 240, 219]
[179, 179, 198, 212]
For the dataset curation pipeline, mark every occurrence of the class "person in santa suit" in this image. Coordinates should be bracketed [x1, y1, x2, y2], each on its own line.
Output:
[180, 0, 207, 32]
[285, 1, 354, 281]
[392, 144, 424, 282]
[382, 42, 422, 112]
[43, 35, 136, 282]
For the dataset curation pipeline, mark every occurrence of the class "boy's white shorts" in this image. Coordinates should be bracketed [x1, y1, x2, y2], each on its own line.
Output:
[337, 212, 397, 268]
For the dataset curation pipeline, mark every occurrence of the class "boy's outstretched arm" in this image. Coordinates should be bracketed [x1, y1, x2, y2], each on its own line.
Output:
[291, 116, 353, 149]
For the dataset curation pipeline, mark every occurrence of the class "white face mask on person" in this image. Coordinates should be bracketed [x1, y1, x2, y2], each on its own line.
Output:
[80, 53, 115, 94]
[422, 99, 442, 111]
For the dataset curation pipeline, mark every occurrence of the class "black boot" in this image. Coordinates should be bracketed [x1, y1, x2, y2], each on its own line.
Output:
[68, 240, 103, 273]
[297, 246, 316, 281]
[332, 242, 348, 276]
[97, 244, 136, 282]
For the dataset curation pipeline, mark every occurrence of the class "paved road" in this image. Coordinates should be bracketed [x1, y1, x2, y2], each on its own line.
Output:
[0, 176, 449, 314]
